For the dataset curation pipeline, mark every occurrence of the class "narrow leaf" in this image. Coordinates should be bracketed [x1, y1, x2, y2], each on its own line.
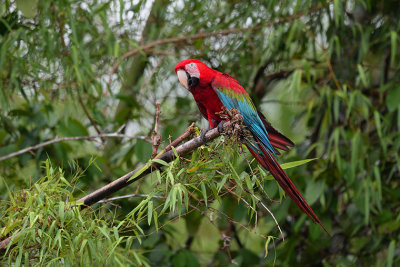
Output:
[280, 158, 317, 170]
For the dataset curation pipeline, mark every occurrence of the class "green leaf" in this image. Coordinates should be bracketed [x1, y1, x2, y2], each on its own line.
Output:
[350, 132, 360, 183]
[334, 0, 341, 25]
[129, 161, 151, 181]
[373, 165, 382, 210]
[264, 236, 272, 258]
[59, 201, 65, 227]
[171, 186, 177, 212]
[58, 117, 89, 137]
[147, 201, 153, 225]
[391, 31, 397, 66]
[374, 111, 382, 139]
[386, 86, 400, 112]
[305, 180, 324, 205]
[387, 240, 395, 267]
[364, 179, 370, 225]
[245, 175, 254, 194]
[357, 64, 368, 88]
[152, 158, 169, 166]
[201, 182, 208, 207]
[156, 169, 162, 183]
[171, 146, 179, 158]
[289, 69, 302, 96]
[280, 158, 317, 170]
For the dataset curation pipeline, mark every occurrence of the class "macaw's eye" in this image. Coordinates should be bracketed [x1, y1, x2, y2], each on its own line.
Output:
[190, 63, 195, 67]
[188, 76, 199, 87]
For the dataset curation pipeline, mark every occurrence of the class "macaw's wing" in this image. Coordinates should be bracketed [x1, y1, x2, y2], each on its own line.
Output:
[211, 73, 275, 156]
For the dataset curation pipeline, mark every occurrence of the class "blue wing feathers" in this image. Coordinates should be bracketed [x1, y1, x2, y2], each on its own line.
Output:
[214, 88, 276, 157]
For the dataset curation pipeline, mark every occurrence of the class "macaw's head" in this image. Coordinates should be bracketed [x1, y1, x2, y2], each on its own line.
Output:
[174, 59, 215, 90]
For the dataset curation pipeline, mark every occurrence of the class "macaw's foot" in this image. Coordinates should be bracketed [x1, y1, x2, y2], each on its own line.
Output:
[217, 121, 225, 133]
[200, 128, 210, 144]
[211, 119, 225, 134]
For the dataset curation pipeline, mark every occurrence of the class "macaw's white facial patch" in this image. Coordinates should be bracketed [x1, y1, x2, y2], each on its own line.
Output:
[177, 70, 188, 89]
[185, 62, 200, 79]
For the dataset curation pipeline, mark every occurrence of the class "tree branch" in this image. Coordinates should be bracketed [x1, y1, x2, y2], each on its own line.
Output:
[0, 236, 12, 251]
[0, 133, 150, 162]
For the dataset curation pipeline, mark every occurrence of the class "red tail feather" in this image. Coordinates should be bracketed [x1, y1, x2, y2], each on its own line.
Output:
[246, 137, 328, 234]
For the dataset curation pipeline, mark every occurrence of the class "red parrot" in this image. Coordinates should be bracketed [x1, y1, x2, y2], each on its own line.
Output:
[175, 59, 327, 233]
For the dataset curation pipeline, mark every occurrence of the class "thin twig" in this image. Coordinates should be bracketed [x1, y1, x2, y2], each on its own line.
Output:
[77, 93, 104, 141]
[151, 102, 162, 158]
[0, 133, 150, 162]
[162, 122, 195, 153]
[251, 193, 285, 241]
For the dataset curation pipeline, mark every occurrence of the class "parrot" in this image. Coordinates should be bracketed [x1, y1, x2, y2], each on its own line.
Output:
[174, 59, 327, 233]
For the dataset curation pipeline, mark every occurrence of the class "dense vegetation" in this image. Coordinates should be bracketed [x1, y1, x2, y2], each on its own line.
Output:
[1, 0, 399, 265]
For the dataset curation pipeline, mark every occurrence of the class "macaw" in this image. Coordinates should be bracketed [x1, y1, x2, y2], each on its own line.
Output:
[175, 59, 327, 232]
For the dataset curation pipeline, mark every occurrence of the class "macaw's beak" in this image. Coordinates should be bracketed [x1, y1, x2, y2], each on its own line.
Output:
[177, 70, 188, 89]
[177, 70, 199, 89]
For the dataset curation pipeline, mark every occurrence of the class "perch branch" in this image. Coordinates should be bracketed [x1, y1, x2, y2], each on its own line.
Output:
[77, 115, 243, 207]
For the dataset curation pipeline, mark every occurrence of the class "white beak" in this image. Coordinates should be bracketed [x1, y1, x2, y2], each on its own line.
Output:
[177, 70, 188, 89]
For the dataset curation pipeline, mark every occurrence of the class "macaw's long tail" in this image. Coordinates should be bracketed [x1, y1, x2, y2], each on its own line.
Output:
[246, 137, 328, 234]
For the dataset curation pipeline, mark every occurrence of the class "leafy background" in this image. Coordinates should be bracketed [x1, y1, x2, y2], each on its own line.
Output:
[1, 0, 399, 266]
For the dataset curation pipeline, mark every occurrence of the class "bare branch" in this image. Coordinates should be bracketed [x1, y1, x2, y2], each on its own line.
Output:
[0, 133, 150, 162]
[0, 236, 12, 251]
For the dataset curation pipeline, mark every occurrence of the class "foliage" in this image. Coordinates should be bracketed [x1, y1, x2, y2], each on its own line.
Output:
[0, 160, 148, 266]
[1, 0, 400, 266]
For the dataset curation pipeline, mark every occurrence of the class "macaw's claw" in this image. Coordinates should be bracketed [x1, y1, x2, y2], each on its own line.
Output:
[217, 121, 225, 134]
[200, 128, 210, 144]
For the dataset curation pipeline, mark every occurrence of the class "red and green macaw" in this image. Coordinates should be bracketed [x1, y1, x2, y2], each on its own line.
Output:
[175, 59, 327, 232]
